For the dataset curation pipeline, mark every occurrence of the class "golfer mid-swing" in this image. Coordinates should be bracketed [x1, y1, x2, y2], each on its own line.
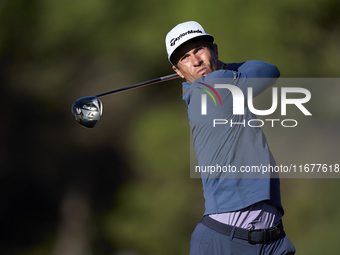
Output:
[166, 21, 295, 255]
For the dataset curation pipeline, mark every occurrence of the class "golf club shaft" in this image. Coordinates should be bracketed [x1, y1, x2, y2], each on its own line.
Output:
[95, 73, 180, 98]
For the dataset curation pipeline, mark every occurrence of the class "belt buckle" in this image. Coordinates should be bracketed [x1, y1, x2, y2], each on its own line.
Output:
[248, 228, 268, 244]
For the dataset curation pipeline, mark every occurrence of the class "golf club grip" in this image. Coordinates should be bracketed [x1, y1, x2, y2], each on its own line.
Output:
[95, 73, 180, 98]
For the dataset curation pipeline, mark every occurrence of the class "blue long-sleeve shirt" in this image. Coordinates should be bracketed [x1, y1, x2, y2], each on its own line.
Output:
[182, 60, 283, 215]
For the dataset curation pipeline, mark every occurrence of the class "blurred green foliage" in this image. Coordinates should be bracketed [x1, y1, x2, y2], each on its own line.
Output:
[0, 0, 340, 254]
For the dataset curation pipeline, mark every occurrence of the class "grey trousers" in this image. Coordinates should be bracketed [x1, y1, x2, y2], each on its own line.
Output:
[189, 221, 295, 255]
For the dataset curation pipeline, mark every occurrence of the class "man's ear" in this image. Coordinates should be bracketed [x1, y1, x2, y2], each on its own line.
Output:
[172, 65, 185, 79]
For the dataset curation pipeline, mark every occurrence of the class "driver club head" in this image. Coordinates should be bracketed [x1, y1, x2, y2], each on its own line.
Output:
[71, 96, 103, 128]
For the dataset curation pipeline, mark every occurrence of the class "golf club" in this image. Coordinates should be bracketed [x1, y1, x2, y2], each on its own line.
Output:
[71, 73, 180, 128]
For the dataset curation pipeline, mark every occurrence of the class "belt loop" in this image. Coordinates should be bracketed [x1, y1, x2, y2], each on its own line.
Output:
[229, 226, 236, 241]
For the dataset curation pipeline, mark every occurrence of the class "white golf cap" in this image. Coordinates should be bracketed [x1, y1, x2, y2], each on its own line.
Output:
[165, 21, 214, 64]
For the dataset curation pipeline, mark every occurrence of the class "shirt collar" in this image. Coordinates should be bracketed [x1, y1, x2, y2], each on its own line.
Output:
[182, 82, 191, 104]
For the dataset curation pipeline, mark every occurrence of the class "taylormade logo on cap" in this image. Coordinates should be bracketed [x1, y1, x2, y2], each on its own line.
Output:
[165, 21, 214, 64]
[170, 29, 203, 46]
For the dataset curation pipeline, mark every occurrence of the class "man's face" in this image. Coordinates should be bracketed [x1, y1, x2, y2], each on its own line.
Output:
[172, 40, 219, 83]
